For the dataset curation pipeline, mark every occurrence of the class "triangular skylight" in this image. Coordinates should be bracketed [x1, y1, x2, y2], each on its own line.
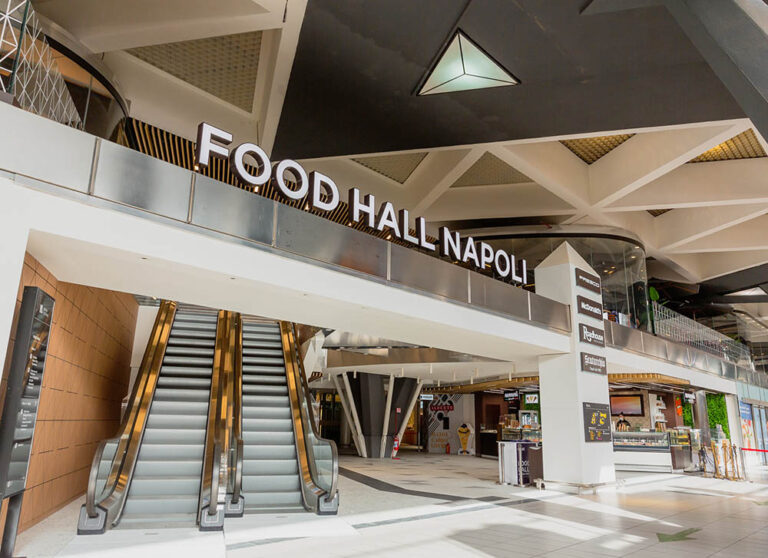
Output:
[419, 31, 518, 95]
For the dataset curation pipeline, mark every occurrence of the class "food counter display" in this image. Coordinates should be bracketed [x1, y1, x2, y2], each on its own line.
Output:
[612, 431, 673, 472]
[501, 428, 542, 442]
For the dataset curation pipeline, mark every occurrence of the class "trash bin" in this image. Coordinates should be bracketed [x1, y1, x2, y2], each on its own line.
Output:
[528, 445, 543, 484]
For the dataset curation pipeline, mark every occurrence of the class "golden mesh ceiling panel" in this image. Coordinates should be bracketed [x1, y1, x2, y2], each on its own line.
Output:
[561, 134, 634, 164]
[353, 152, 428, 184]
[128, 31, 262, 112]
[452, 152, 531, 187]
[689, 129, 767, 163]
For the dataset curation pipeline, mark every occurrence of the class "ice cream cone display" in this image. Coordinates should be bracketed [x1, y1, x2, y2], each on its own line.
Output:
[457, 423, 474, 454]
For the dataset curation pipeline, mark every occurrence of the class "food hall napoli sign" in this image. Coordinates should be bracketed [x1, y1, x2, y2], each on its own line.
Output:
[196, 123, 528, 283]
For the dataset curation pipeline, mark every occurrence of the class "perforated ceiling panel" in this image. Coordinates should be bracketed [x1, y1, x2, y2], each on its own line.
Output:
[561, 134, 634, 164]
[128, 31, 262, 111]
[353, 152, 428, 184]
[689, 129, 766, 163]
[452, 152, 531, 187]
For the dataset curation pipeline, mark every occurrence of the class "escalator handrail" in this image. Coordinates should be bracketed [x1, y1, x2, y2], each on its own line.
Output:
[231, 314, 244, 504]
[281, 322, 339, 505]
[84, 438, 109, 517]
[84, 300, 177, 525]
[199, 311, 233, 522]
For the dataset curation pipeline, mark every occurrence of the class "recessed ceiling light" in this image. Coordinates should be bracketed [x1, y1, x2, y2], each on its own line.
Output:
[418, 31, 518, 96]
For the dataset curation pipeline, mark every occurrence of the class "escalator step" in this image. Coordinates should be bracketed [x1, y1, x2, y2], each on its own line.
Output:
[150, 400, 209, 415]
[242, 444, 297, 460]
[159, 365, 213, 378]
[242, 474, 301, 493]
[146, 413, 208, 430]
[242, 406, 291, 420]
[157, 376, 211, 389]
[243, 384, 288, 396]
[162, 355, 214, 367]
[242, 491, 303, 509]
[164, 346, 214, 357]
[242, 348, 284, 358]
[242, 459, 299, 476]
[243, 418, 293, 432]
[168, 330, 215, 340]
[122, 495, 198, 516]
[243, 431, 295, 445]
[128, 476, 201, 496]
[242, 365, 286, 375]
[135, 459, 203, 477]
[242, 356, 284, 366]
[242, 394, 290, 407]
[154, 388, 210, 402]
[143, 429, 206, 445]
[242, 375, 286, 386]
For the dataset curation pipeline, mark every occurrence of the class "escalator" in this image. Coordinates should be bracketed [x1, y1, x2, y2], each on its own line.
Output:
[79, 302, 338, 535]
[239, 319, 304, 511]
[120, 310, 218, 526]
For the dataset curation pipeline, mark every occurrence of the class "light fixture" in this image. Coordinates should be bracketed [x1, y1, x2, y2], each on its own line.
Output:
[418, 31, 518, 96]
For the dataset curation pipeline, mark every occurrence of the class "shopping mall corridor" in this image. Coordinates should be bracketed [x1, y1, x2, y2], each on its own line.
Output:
[16, 453, 768, 557]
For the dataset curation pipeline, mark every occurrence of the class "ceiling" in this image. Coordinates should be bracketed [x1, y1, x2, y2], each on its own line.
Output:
[272, 0, 743, 159]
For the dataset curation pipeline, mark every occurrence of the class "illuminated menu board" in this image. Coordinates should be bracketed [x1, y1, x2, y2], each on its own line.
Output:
[0, 287, 54, 499]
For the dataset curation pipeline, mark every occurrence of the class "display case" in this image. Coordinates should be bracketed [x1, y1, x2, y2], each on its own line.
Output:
[612, 431, 670, 452]
[501, 428, 542, 442]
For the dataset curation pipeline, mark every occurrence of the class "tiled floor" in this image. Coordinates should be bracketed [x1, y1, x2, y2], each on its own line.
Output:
[15, 451, 768, 557]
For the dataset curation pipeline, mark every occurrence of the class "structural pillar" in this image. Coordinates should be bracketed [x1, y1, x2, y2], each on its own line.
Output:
[535, 242, 616, 486]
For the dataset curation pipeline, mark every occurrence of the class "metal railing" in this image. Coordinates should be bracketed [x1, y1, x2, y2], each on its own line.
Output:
[0, 0, 80, 125]
[281, 322, 339, 513]
[78, 300, 176, 534]
[652, 302, 753, 369]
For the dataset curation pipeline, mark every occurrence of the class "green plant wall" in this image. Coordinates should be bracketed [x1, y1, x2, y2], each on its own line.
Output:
[706, 393, 730, 439]
[682, 401, 693, 427]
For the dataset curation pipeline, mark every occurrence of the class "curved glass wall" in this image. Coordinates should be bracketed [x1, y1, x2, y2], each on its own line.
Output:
[480, 230, 650, 331]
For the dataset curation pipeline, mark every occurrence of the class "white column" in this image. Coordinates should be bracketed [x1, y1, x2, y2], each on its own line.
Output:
[535, 242, 615, 485]
[0, 197, 30, 371]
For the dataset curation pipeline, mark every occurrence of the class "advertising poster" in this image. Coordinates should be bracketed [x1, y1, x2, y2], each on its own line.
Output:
[740, 401, 756, 449]
[427, 394, 475, 454]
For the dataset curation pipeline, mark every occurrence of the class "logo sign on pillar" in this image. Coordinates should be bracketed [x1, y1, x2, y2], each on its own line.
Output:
[575, 268, 601, 294]
[576, 295, 603, 321]
[578, 323, 605, 347]
[580, 352, 607, 375]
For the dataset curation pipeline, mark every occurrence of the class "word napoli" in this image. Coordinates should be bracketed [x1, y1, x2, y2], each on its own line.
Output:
[196, 122, 527, 283]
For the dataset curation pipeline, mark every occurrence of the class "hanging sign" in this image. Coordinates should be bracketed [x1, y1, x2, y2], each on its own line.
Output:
[575, 268, 601, 294]
[525, 394, 539, 404]
[195, 122, 528, 283]
[580, 352, 607, 375]
[576, 295, 603, 321]
[578, 323, 605, 347]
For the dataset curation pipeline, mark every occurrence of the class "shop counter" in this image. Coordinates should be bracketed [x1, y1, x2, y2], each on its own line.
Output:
[612, 431, 673, 472]
[479, 430, 498, 457]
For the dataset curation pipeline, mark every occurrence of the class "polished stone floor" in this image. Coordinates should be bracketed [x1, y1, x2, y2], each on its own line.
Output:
[15, 451, 768, 557]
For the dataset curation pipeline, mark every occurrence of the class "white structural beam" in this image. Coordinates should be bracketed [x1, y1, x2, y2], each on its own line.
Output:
[491, 142, 590, 211]
[694, 250, 768, 281]
[36, 0, 286, 51]
[588, 120, 749, 207]
[405, 148, 485, 215]
[669, 215, 768, 253]
[607, 158, 768, 211]
[655, 204, 768, 250]
[423, 183, 574, 222]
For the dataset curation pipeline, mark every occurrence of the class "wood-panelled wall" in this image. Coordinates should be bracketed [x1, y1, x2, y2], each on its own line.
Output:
[0, 253, 137, 531]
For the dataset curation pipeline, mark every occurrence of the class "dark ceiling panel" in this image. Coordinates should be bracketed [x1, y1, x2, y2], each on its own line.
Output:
[273, 0, 743, 159]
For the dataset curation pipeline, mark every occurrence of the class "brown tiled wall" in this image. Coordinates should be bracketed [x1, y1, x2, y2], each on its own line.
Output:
[0, 254, 137, 531]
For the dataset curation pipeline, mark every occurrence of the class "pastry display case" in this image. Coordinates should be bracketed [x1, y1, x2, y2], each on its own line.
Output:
[612, 431, 670, 452]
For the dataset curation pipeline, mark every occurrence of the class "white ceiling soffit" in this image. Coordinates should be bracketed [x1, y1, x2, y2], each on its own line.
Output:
[452, 152, 532, 187]
[127, 31, 262, 112]
[419, 31, 518, 95]
[353, 152, 428, 184]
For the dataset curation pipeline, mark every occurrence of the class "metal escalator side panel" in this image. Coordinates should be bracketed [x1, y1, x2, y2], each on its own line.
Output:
[79, 300, 177, 534]
[198, 310, 235, 530]
[280, 322, 339, 514]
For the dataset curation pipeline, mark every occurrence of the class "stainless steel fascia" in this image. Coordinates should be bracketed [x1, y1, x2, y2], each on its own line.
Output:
[93, 140, 192, 221]
[275, 204, 387, 278]
[480, 275, 529, 320]
[640, 332, 668, 361]
[191, 175, 274, 245]
[529, 293, 570, 332]
[609, 322, 644, 353]
[389, 244, 468, 303]
[0, 102, 94, 192]
[666, 341, 690, 367]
